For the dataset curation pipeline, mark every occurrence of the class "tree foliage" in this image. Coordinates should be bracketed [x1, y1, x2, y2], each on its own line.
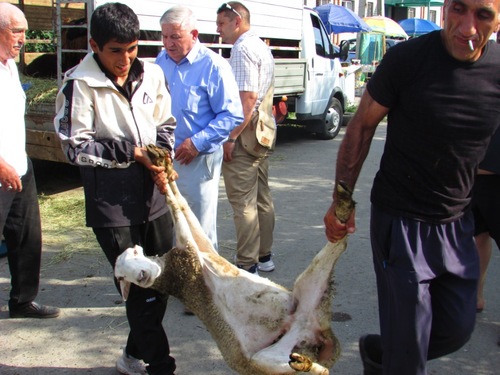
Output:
[25, 30, 55, 53]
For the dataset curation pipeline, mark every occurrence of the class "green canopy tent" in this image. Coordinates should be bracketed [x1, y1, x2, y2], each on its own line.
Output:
[385, 0, 444, 22]
[385, 0, 444, 6]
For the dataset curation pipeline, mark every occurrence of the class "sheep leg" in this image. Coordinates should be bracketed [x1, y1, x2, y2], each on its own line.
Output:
[289, 353, 329, 375]
[285, 182, 354, 371]
[168, 179, 217, 254]
[249, 239, 351, 374]
[160, 180, 196, 252]
[250, 323, 330, 374]
[246, 241, 345, 374]
[146, 144, 216, 254]
[292, 240, 347, 312]
[291, 181, 354, 324]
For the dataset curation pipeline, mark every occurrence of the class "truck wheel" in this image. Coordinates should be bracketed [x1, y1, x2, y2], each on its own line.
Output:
[316, 97, 343, 140]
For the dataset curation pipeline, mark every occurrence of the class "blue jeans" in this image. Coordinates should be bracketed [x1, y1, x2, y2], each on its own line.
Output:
[370, 205, 478, 375]
[174, 147, 223, 250]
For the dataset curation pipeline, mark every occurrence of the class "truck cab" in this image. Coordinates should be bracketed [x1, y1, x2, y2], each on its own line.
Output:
[295, 8, 346, 139]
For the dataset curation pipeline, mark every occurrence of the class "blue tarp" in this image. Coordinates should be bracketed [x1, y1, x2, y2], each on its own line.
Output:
[315, 4, 372, 34]
[398, 18, 441, 37]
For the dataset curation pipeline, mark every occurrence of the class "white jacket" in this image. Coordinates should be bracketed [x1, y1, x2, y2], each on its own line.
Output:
[54, 53, 175, 168]
[54, 53, 176, 227]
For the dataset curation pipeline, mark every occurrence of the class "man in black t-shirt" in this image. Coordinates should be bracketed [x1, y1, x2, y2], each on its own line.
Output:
[324, 0, 500, 374]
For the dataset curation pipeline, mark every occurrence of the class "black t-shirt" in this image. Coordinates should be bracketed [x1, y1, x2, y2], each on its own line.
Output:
[368, 31, 500, 223]
[479, 128, 500, 175]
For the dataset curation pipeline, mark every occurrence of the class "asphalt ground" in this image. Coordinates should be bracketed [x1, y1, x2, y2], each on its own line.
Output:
[1, 123, 499, 374]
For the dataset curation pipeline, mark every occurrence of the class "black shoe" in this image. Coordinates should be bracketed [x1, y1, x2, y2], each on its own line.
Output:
[359, 334, 383, 375]
[9, 302, 60, 319]
[237, 263, 259, 275]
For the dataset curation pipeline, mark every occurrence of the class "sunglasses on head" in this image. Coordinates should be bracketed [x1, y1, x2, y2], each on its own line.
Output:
[218, 3, 242, 18]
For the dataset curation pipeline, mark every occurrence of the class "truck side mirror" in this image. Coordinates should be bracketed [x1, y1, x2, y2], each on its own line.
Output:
[339, 40, 349, 62]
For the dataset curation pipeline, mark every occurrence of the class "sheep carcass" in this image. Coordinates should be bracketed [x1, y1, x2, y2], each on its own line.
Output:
[114, 146, 355, 375]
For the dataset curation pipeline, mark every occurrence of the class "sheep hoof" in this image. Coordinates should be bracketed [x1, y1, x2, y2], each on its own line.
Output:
[335, 180, 356, 223]
[288, 352, 313, 372]
[146, 144, 175, 178]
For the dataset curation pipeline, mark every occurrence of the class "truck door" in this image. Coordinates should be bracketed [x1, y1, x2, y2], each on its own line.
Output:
[307, 12, 338, 117]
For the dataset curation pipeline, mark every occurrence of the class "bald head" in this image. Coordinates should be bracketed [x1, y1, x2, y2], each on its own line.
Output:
[0, 3, 27, 30]
[0, 3, 28, 63]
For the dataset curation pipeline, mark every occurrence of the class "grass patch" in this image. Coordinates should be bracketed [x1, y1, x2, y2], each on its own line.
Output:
[39, 191, 98, 263]
[345, 102, 359, 113]
[20, 75, 58, 108]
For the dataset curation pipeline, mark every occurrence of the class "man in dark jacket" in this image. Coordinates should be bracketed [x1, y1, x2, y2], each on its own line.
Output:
[54, 3, 177, 375]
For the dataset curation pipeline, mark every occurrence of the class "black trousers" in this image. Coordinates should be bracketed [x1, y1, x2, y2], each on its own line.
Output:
[471, 174, 500, 246]
[0, 158, 42, 310]
[93, 213, 176, 375]
[371, 205, 477, 375]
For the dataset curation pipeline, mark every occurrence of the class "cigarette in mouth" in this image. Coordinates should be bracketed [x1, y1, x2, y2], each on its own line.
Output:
[468, 40, 474, 51]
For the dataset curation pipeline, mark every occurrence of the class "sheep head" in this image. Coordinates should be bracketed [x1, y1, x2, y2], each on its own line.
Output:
[114, 245, 162, 300]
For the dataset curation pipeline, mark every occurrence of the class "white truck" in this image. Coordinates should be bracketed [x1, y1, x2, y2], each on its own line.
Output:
[26, 0, 346, 163]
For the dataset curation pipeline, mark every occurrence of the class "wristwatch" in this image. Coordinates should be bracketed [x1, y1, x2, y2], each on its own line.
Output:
[227, 138, 237, 143]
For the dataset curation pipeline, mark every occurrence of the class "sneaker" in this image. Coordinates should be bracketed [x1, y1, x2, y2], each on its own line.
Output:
[237, 263, 259, 275]
[359, 334, 383, 375]
[258, 254, 275, 272]
[116, 348, 147, 375]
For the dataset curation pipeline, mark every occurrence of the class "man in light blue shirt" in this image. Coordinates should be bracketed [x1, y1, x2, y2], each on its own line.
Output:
[155, 5, 243, 250]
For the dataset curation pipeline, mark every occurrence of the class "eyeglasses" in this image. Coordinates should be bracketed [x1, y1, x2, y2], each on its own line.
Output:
[217, 3, 242, 18]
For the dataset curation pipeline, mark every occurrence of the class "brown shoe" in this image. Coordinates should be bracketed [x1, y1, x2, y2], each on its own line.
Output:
[9, 302, 60, 319]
